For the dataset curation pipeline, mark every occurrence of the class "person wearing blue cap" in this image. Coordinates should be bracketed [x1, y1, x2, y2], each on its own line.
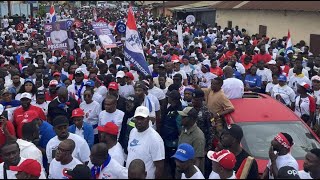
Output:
[181, 55, 195, 76]
[198, 64, 217, 88]
[172, 143, 205, 179]
[272, 75, 296, 110]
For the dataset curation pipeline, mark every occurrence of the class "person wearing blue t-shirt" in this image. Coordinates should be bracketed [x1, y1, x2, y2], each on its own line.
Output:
[0, 88, 21, 108]
[245, 65, 262, 93]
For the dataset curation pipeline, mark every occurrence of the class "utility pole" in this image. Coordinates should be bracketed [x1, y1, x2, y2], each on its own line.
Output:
[7, 1, 11, 16]
[162, 1, 165, 16]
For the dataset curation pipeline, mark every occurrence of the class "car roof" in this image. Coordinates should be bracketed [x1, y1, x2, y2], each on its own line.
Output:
[229, 93, 300, 123]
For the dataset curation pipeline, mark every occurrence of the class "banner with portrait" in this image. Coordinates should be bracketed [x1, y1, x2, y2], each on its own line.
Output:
[92, 22, 117, 49]
[44, 21, 69, 50]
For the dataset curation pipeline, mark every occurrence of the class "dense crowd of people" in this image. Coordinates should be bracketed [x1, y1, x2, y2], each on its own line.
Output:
[0, 3, 319, 179]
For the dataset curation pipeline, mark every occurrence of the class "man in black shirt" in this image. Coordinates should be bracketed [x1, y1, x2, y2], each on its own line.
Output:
[219, 124, 259, 179]
[47, 87, 79, 125]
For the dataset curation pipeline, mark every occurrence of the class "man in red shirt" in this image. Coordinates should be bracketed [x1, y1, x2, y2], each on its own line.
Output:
[45, 80, 59, 101]
[13, 92, 46, 138]
[252, 45, 272, 64]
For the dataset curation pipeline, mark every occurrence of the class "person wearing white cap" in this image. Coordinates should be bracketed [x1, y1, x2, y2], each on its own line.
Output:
[117, 71, 135, 99]
[311, 75, 320, 125]
[126, 106, 165, 179]
[67, 68, 88, 103]
[294, 82, 316, 125]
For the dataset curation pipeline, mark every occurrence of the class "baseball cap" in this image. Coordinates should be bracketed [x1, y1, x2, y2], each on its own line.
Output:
[267, 60, 277, 65]
[97, 122, 119, 135]
[192, 89, 204, 98]
[64, 164, 91, 179]
[20, 92, 32, 100]
[43, 74, 50, 79]
[85, 80, 95, 87]
[311, 75, 320, 82]
[52, 116, 69, 127]
[116, 71, 125, 78]
[278, 75, 287, 82]
[53, 72, 61, 77]
[167, 90, 181, 100]
[24, 78, 33, 83]
[277, 166, 300, 179]
[222, 124, 244, 142]
[36, 90, 45, 98]
[71, 108, 85, 118]
[178, 107, 198, 118]
[75, 68, 84, 75]
[202, 64, 210, 71]
[125, 72, 134, 81]
[287, 50, 294, 54]
[299, 82, 310, 90]
[134, 82, 148, 90]
[171, 143, 195, 161]
[1, 87, 12, 96]
[49, 80, 59, 86]
[134, 106, 150, 118]
[207, 150, 236, 170]
[108, 82, 119, 90]
[21, 110, 39, 123]
[10, 159, 41, 177]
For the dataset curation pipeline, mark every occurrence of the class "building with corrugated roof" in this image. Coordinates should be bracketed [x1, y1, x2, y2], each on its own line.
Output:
[209, 1, 320, 55]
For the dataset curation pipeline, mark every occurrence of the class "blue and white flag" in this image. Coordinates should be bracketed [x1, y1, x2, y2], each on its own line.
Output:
[285, 30, 293, 59]
[124, 6, 151, 76]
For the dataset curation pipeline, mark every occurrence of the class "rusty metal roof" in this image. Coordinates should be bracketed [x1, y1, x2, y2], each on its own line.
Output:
[209, 1, 320, 12]
[154, 1, 199, 8]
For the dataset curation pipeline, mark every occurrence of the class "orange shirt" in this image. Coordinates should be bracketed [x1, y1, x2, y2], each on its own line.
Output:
[242, 63, 253, 71]
[210, 67, 223, 77]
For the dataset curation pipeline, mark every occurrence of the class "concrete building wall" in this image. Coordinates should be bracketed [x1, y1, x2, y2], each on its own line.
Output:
[215, 9, 320, 45]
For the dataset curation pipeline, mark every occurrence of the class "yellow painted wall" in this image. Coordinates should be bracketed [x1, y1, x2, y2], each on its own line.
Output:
[216, 9, 320, 45]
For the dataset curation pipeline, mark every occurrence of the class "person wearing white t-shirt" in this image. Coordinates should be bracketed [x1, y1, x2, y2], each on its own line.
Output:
[0, 142, 46, 179]
[80, 89, 102, 142]
[90, 143, 128, 179]
[298, 148, 320, 179]
[98, 95, 125, 137]
[50, 23, 68, 44]
[288, 65, 311, 94]
[266, 75, 279, 96]
[67, 68, 88, 103]
[97, 122, 125, 166]
[117, 71, 135, 99]
[48, 139, 82, 179]
[198, 64, 217, 88]
[222, 66, 244, 99]
[126, 106, 165, 179]
[272, 75, 296, 109]
[261, 132, 298, 179]
[46, 116, 91, 165]
[172, 61, 188, 86]
[134, 82, 157, 129]
[172, 143, 205, 179]
[207, 150, 237, 179]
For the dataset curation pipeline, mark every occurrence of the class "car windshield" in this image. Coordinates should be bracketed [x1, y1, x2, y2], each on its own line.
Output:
[238, 121, 320, 159]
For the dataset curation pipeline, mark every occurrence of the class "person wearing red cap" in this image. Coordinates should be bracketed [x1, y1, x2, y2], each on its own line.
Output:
[10, 159, 41, 179]
[98, 122, 125, 166]
[68, 108, 94, 148]
[294, 82, 316, 126]
[207, 149, 237, 179]
[53, 71, 62, 83]
[102, 82, 126, 113]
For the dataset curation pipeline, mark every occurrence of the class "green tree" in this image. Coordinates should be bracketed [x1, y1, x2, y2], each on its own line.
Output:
[37, 5, 46, 18]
